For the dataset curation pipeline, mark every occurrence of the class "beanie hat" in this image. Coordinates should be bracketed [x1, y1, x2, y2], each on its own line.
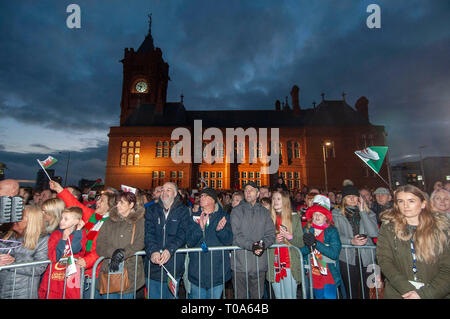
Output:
[306, 204, 333, 223]
[312, 194, 331, 211]
[374, 187, 390, 195]
[199, 188, 218, 203]
[342, 179, 354, 187]
[342, 185, 360, 198]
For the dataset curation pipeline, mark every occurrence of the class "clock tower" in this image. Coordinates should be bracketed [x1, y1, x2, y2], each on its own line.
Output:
[119, 14, 170, 125]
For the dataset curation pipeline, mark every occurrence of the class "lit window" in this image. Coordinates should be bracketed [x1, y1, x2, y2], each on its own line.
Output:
[152, 171, 158, 178]
[121, 154, 126, 166]
[160, 171, 165, 178]
[171, 171, 177, 179]
[178, 171, 183, 178]
[134, 154, 140, 166]
[127, 154, 133, 166]
[217, 172, 222, 178]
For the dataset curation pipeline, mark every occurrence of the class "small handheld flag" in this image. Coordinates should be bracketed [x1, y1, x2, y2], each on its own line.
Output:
[121, 184, 137, 194]
[161, 265, 178, 298]
[91, 179, 104, 188]
[65, 237, 77, 277]
[39, 156, 58, 169]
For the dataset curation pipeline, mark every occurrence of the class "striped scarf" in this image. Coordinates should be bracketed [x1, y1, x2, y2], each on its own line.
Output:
[85, 212, 109, 252]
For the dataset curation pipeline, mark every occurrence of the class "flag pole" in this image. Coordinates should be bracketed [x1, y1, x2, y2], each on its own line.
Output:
[36, 159, 52, 180]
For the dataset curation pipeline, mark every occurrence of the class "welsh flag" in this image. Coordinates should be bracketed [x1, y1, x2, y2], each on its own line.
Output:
[121, 184, 137, 194]
[162, 265, 178, 298]
[355, 146, 388, 174]
[65, 237, 77, 277]
[38, 156, 58, 169]
[91, 179, 104, 188]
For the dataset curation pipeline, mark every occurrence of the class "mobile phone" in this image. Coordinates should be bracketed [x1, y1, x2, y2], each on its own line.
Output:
[280, 225, 287, 231]
[357, 234, 367, 239]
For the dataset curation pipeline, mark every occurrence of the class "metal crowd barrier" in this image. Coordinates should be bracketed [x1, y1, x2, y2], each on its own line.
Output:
[1, 245, 379, 299]
[0, 257, 85, 299]
[89, 245, 309, 299]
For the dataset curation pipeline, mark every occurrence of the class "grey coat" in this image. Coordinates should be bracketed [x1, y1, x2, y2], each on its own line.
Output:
[332, 208, 379, 266]
[230, 201, 276, 273]
[0, 234, 49, 299]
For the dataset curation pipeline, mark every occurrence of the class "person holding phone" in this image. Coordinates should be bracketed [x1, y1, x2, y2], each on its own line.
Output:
[332, 184, 379, 299]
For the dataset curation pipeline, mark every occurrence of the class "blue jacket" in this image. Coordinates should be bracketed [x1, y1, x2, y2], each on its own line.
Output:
[186, 204, 233, 289]
[144, 195, 189, 281]
[300, 225, 346, 297]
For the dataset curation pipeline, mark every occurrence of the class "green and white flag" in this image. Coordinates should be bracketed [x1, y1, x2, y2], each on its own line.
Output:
[65, 237, 77, 277]
[354, 146, 388, 174]
[39, 156, 58, 169]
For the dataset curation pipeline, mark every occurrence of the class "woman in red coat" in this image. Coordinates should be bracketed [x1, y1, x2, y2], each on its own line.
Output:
[49, 180, 116, 298]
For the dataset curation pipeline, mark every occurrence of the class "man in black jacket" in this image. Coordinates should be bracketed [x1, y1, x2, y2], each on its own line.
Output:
[144, 182, 189, 299]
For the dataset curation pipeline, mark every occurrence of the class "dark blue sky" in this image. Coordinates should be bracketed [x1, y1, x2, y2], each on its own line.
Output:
[0, 0, 449, 186]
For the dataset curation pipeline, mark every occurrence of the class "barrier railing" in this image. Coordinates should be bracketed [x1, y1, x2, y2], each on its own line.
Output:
[1, 245, 379, 299]
[0, 257, 85, 299]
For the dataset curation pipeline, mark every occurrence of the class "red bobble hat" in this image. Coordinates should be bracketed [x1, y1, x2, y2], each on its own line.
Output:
[305, 204, 333, 223]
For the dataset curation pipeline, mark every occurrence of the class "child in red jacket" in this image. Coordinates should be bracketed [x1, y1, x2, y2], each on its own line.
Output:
[39, 207, 87, 299]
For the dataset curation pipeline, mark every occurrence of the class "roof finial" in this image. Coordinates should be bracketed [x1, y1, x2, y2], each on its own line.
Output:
[148, 13, 152, 35]
[180, 93, 184, 103]
[312, 101, 316, 109]
[321, 93, 325, 102]
[342, 91, 346, 101]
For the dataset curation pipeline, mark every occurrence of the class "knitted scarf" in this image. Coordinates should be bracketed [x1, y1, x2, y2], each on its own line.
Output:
[85, 212, 109, 252]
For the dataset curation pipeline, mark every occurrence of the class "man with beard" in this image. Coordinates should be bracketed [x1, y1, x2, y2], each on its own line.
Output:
[144, 182, 189, 299]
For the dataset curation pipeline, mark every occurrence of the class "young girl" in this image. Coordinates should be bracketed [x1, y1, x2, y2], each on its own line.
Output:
[39, 206, 87, 299]
[41, 198, 65, 234]
[301, 203, 345, 299]
[267, 191, 304, 299]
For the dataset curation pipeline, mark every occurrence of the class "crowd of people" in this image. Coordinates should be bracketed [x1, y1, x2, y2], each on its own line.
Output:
[0, 176, 449, 299]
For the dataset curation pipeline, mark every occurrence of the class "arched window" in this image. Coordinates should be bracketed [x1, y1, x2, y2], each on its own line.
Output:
[121, 154, 126, 166]
[127, 154, 133, 166]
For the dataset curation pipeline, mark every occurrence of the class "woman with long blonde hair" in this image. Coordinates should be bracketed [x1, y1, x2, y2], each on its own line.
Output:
[376, 184, 450, 299]
[41, 198, 65, 234]
[266, 191, 304, 299]
[0, 205, 49, 298]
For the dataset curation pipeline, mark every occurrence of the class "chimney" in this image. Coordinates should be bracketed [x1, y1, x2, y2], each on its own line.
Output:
[291, 85, 300, 114]
[355, 96, 369, 121]
[283, 96, 290, 111]
[275, 100, 281, 111]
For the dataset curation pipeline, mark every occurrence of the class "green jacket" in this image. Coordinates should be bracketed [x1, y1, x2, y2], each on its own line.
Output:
[266, 213, 304, 283]
[376, 221, 450, 299]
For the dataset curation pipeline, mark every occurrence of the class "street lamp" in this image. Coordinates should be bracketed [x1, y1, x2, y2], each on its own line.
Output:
[418, 145, 427, 192]
[59, 152, 71, 187]
[322, 141, 332, 193]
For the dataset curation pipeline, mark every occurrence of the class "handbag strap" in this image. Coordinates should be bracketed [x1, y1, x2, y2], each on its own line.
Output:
[130, 223, 136, 245]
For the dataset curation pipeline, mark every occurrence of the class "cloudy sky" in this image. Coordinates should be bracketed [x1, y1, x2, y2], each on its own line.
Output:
[0, 0, 449, 186]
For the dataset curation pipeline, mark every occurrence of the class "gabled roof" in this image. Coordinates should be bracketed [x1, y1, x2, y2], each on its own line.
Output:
[309, 100, 370, 126]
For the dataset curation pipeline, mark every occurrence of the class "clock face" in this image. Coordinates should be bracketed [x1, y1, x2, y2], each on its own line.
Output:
[135, 81, 148, 93]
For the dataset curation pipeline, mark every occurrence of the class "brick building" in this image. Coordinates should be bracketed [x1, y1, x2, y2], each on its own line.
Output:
[105, 21, 389, 191]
